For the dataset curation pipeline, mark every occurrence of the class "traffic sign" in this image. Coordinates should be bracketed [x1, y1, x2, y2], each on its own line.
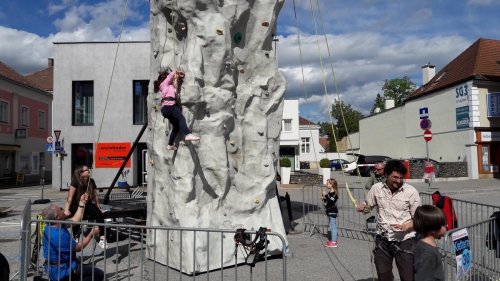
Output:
[419, 107, 429, 119]
[46, 144, 53, 153]
[54, 141, 61, 152]
[46, 135, 53, 144]
[420, 118, 432, 130]
[424, 130, 432, 141]
[54, 130, 61, 141]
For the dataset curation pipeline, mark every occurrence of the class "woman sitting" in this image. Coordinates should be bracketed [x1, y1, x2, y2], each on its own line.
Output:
[64, 165, 108, 249]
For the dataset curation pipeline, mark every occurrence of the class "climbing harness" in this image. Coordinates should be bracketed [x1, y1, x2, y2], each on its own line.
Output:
[234, 227, 270, 267]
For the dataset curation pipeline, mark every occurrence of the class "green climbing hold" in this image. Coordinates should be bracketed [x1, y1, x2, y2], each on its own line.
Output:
[234, 32, 242, 43]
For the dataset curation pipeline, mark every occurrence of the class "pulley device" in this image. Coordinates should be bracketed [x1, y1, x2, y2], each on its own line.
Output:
[233, 227, 269, 267]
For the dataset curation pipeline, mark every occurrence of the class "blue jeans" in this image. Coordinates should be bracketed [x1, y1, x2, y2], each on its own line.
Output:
[329, 216, 337, 242]
[161, 105, 192, 146]
[74, 264, 105, 281]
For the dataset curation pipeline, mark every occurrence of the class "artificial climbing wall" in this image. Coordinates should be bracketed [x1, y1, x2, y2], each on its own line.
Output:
[147, 0, 287, 274]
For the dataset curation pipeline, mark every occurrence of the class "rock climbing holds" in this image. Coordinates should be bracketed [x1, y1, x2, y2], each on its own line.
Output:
[230, 141, 235, 146]
[216, 29, 224, 35]
[254, 199, 260, 204]
[149, 159, 155, 165]
[258, 131, 264, 135]
[234, 32, 242, 43]
[153, 50, 159, 58]
[238, 67, 244, 73]
[263, 90, 269, 97]
[225, 61, 232, 68]
[265, 52, 269, 58]
[153, 104, 159, 111]
[264, 164, 269, 167]
[261, 21, 270, 27]
[170, 13, 175, 19]
[168, 28, 172, 33]
[223, 124, 227, 128]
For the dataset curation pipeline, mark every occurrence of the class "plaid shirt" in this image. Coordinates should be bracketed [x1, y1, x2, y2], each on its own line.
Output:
[366, 182, 421, 241]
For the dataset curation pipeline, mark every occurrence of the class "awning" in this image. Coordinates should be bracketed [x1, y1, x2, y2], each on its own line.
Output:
[0, 144, 21, 151]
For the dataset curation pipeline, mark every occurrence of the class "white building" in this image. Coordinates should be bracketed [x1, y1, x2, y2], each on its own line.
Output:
[358, 38, 500, 179]
[298, 116, 325, 168]
[279, 100, 300, 171]
[52, 42, 150, 189]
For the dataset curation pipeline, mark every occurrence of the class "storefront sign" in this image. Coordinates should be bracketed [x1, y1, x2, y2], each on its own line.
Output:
[95, 142, 131, 168]
[452, 228, 471, 280]
[480, 132, 500, 142]
[455, 84, 470, 130]
[487, 92, 500, 117]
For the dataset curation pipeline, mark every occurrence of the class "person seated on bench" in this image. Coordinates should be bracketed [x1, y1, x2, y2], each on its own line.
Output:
[64, 165, 108, 249]
[42, 193, 104, 281]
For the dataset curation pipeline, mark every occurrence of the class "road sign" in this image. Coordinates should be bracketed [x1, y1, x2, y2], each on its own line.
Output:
[54, 141, 61, 152]
[424, 130, 432, 141]
[420, 118, 432, 130]
[54, 130, 61, 141]
[419, 107, 429, 119]
[46, 144, 53, 153]
[46, 135, 53, 144]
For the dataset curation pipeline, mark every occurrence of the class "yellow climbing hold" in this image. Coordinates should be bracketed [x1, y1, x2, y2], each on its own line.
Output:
[216, 29, 223, 35]
[230, 141, 235, 146]
[254, 199, 260, 204]
[261, 21, 270, 27]
[153, 104, 159, 111]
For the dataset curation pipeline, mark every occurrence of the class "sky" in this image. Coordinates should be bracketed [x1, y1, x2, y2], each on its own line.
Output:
[1, 0, 500, 122]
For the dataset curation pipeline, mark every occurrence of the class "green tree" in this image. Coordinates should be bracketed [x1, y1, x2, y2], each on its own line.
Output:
[381, 76, 417, 106]
[331, 100, 364, 140]
[370, 93, 385, 114]
[317, 121, 338, 152]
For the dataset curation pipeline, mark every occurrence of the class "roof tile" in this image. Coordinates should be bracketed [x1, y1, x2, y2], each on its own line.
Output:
[0, 61, 46, 92]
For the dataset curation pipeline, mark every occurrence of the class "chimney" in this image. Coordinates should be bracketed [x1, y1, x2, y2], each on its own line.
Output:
[421, 62, 435, 85]
[384, 99, 395, 110]
[48, 58, 54, 67]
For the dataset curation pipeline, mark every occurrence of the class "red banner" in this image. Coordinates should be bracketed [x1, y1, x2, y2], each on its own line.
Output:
[95, 142, 131, 168]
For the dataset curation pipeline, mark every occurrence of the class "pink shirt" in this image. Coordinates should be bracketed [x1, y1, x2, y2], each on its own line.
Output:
[366, 182, 421, 241]
[160, 71, 176, 107]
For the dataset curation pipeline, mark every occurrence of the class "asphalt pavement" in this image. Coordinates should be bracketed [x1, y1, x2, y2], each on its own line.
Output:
[1, 172, 499, 281]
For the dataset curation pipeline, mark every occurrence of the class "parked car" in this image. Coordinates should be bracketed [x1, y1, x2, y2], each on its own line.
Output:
[347, 154, 392, 177]
[330, 159, 350, 171]
[343, 161, 357, 173]
[401, 158, 440, 177]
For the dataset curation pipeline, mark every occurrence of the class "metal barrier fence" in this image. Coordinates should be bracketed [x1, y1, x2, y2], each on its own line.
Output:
[442, 217, 500, 281]
[18, 201, 288, 281]
[302, 185, 377, 239]
[420, 192, 500, 227]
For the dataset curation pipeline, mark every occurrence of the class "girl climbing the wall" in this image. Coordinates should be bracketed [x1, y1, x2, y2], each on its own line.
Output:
[322, 178, 339, 247]
[154, 69, 200, 150]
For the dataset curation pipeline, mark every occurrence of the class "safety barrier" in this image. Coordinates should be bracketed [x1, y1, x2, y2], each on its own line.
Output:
[442, 217, 500, 280]
[302, 185, 377, 239]
[17, 201, 288, 281]
[420, 191, 500, 227]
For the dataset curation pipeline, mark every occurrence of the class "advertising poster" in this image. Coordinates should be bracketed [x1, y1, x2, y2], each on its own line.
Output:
[455, 84, 470, 130]
[452, 228, 471, 280]
[482, 146, 489, 172]
[95, 142, 131, 168]
[19, 152, 31, 174]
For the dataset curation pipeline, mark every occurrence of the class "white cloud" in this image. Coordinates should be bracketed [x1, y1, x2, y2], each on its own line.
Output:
[48, 0, 79, 15]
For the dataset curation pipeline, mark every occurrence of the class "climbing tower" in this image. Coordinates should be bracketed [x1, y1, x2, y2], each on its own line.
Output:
[147, 0, 287, 274]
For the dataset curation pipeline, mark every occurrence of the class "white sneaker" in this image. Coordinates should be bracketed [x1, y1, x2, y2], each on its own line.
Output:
[99, 239, 108, 249]
[185, 134, 200, 141]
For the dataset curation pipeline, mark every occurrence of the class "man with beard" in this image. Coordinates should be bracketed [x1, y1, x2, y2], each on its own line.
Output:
[356, 160, 420, 281]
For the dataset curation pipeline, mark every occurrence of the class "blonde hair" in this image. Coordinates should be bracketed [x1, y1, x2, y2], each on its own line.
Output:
[328, 178, 339, 199]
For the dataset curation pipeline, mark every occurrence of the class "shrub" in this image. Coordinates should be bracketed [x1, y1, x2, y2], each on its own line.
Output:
[319, 158, 330, 168]
[280, 157, 291, 168]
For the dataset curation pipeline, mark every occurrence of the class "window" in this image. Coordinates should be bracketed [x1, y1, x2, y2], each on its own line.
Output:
[21, 107, 29, 127]
[301, 137, 310, 153]
[133, 80, 149, 124]
[282, 119, 292, 131]
[0, 101, 9, 123]
[72, 143, 94, 173]
[38, 111, 46, 130]
[73, 81, 94, 125]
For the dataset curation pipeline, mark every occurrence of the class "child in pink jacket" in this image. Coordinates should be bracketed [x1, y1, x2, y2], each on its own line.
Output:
[154, 70, 200, 150]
